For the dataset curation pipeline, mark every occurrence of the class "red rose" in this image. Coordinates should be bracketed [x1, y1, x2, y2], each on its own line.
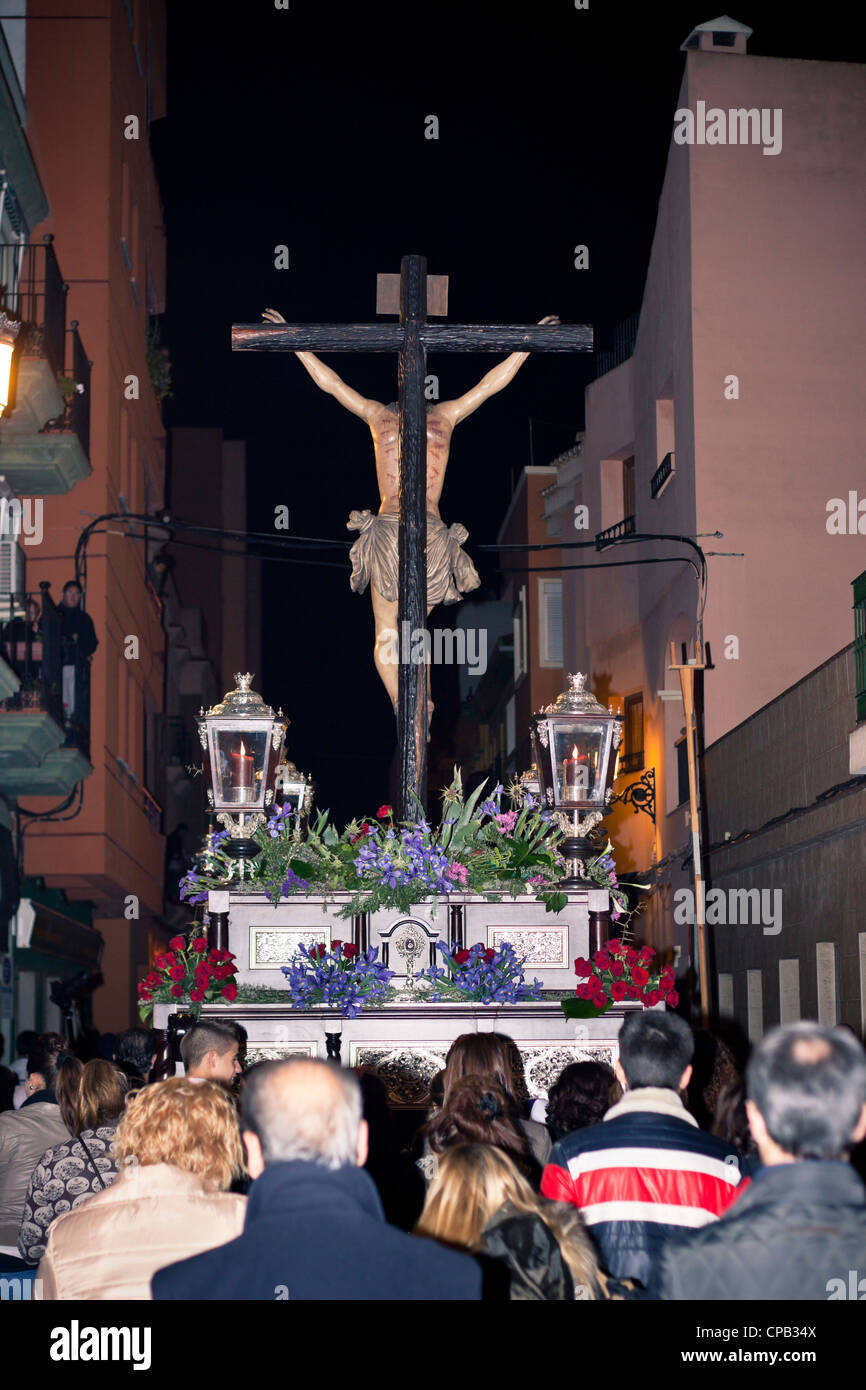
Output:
[168, 936, 185, 951]
[189, 988, 205, 1002]
[665, 990, 680, 1008]
[169, 964, 185, 982]
[594, 988, 610, 1007]
[192, 936, 208, 954]
[221, 983, 237, 1002]
[314, 944, 327, 959]
[454, 949, 471, 965]
[208, 948, 222, 962]
[342, 943, 359, 958]
[625, 948, 638, 967]
[594, 948, 611, 969]
[610, 980, 627, 1001]
[170, 984, 184, 997]
[376, 805, 392, 818]
[589, 976, 607, 1000]
[483, 948, 496, 963]
[638, 945, 655, 964]
[625, 985, 642, 1000]
[642, 987, 662, 1006]
[154, 954, 169, 971]
[573, 957, 593, 978]
[606, 939, 624, 955]
[609, 960, 625, 978]
[660, 969, 675, 990]
[332, 939, 343, 953]
[215, 964, 234, 980]
[576, 982, 591, 1000]
[138, 988, 152, 1002]
[145, 972, 162, 988]
[631, 965, 649, 987]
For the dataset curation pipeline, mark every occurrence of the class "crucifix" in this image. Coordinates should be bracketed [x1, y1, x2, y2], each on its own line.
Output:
[232, 255, 592, 818]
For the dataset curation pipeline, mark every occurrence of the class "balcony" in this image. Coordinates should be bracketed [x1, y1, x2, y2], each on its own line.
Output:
[650, 451, 676, 500]
[0, 583, 93, 796]
[0, 240, 92, 494]
[595, 515, 636, 550]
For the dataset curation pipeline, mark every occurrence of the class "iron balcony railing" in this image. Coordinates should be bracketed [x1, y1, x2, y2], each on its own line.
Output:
[595, 312, 639, 378]
[0, 236, 67, 376]
[854, 571, 866, 724]
[38, 320, 92, 462]
[0, 582, 91, 758]
[595, 515, 636, 550]
[650, 451, 676, 500]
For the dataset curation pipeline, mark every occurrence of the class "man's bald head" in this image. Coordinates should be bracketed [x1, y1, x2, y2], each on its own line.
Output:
[746, 1022, 866, 1161]
[240, 1059, 365, 1174]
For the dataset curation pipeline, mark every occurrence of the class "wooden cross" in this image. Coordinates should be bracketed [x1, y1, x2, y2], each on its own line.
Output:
[232, 255, 593, 818]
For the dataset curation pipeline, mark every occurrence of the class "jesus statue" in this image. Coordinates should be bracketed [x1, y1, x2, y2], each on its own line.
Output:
[262, 307, 559, 721]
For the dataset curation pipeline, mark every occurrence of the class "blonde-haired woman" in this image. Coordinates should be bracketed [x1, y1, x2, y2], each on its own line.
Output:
[37, 1079, 246, 1299]
[417, 1143, 602, 1300]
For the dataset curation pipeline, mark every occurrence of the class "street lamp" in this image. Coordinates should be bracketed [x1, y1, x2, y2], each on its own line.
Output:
[197, 673, 286, 875]
[0, 313, 21, 417]
[530, 672, 623, 887]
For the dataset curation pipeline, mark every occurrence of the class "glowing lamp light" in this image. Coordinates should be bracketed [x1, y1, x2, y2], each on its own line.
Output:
[0, 313, 21, 417]
[196, 673, 286, 871]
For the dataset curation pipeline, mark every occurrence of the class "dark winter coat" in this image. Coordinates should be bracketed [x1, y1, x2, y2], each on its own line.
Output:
[651, 1159, 866, 1301]
[151, 1159, 483, 1301]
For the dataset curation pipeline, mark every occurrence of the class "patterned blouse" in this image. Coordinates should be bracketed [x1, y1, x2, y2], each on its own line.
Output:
[17, 1122, 121, 1265]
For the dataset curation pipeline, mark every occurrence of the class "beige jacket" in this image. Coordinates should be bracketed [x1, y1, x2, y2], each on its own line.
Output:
[37, 1162, 246, 1300]
[0, 1098, 70, 1248]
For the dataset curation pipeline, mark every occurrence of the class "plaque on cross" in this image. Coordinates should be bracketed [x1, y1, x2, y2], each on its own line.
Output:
[232, 255, 593, 817]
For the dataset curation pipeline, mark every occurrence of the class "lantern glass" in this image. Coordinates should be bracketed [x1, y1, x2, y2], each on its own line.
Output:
[552, 720, 607, 804]
[208, 721, 273, 810]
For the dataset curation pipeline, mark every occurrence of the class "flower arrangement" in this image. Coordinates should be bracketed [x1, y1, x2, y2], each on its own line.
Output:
[417, 939, 543, 1005]
[561, 939, 678, 1018]
[137, 930, 239, 1021]
[179, 770, 611, 918]
[280, 940, 395, 1017]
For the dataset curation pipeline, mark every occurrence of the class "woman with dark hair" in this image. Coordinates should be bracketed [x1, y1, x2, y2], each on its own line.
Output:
[424, 1076, 542, 1187]
[18, 1058, 130, 1264]
[440, 1033, 551, 1171]
[0, 1035, 70, 1261]
[546, 1061, 617, 1142]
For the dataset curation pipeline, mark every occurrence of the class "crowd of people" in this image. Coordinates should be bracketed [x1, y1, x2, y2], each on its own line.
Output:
[0, 1010, 864, 1301]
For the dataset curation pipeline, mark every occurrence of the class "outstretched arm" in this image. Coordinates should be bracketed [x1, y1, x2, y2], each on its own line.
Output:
[262, 308, 377, 420]
[439, 316, 560, 426]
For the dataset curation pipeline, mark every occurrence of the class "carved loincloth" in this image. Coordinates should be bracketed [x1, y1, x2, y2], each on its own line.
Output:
[347, 509, 481, 606]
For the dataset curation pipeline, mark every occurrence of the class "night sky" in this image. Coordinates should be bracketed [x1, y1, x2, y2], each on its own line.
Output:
[150, 1, 858, 826]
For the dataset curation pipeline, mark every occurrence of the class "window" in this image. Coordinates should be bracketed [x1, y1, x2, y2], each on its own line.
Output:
[538, 579, 562, 667]
[622, 456, 635, 522]
[505, 696, 516, 755]
[620, 692, 644, 774]
[854, 570, 866, 723]
[513, 585, 527, 683]
[675, 730, 689, 807]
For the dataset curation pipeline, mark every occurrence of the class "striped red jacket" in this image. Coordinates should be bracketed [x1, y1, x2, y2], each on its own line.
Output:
[541, 1087, 748, 1287]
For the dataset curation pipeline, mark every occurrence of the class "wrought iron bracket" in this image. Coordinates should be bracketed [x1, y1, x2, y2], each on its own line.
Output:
[611, 767, 655, 824]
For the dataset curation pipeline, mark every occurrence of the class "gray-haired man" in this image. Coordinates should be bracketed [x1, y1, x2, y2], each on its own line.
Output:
[151, 1059, 482, 1300]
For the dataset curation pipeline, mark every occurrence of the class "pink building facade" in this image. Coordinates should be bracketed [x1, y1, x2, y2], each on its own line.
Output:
[547, 22, 866, 1021]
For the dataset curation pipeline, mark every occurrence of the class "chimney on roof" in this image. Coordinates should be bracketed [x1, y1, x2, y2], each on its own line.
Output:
[680, 14, 752, 54]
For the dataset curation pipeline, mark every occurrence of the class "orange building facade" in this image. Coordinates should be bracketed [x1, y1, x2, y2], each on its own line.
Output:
[0, 1, 170, 1032]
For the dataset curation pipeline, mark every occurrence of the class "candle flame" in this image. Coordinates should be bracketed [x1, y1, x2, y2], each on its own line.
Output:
[239, 740, 246, 756]
[572, 744, 579, 759]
